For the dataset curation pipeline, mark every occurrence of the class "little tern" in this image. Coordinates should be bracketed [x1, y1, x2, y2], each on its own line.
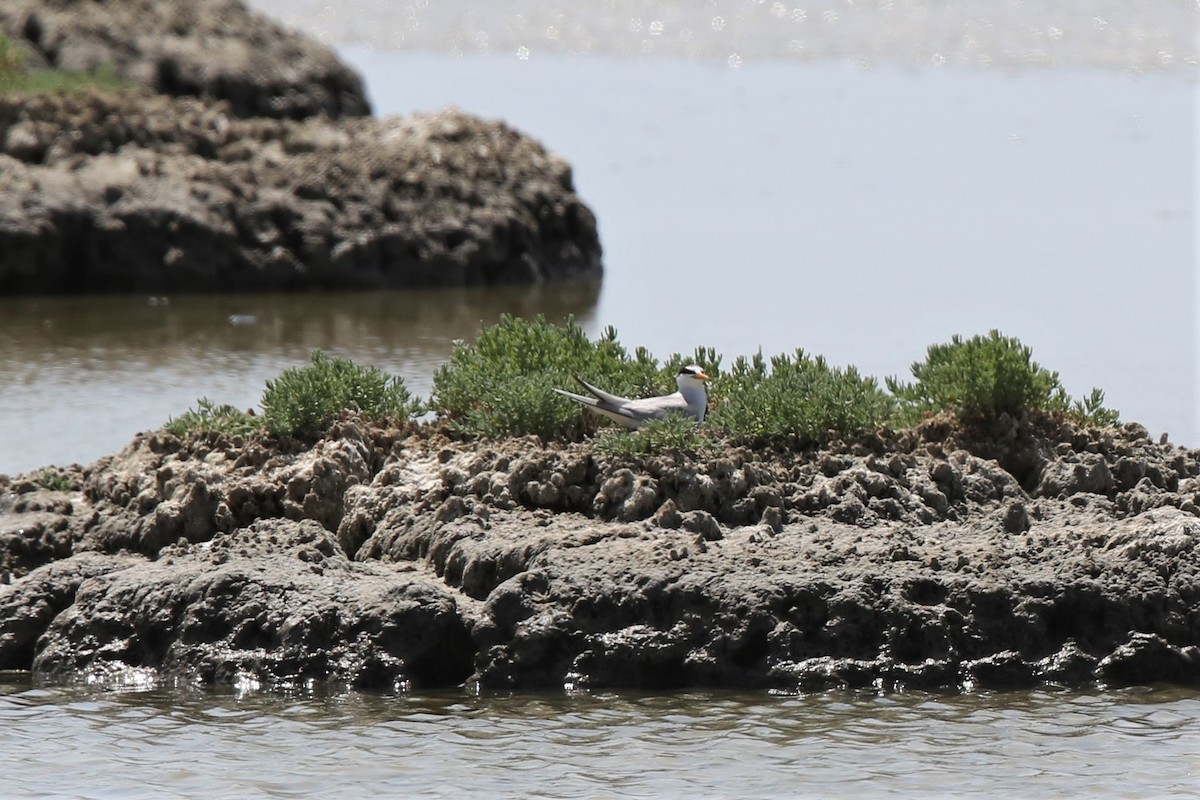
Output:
[554, 365, 710, 430]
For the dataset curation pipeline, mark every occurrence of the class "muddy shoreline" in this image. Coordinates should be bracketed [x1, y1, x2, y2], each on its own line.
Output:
[2, 414, 1198, 693]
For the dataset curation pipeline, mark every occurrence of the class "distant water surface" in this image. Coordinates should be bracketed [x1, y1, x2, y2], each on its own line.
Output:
[248, 0, 1198, 70]
[0, 285, 598, 474]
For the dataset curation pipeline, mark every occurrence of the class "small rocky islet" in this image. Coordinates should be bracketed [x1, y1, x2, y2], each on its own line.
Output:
[0, 0, 601, 294]
[2, 412, 1199, 693]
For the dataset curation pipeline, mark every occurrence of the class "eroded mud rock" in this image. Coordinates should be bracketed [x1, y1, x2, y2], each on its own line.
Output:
[0, 483, 79, 578]
[0, 92, 602, 293]
[2, 413, 1200, 693]
[0, 0, 602, 293]
[29, 520, 474, 689]
[0, 0, 369, 120]
[0, 551, 142, 671]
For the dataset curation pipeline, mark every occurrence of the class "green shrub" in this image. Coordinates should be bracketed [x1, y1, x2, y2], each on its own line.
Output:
[596, 412, 719, 457]
[430, 315, 672, 438]
[1067, 386, 1121, 428]
[887, 330, 1119, 426]
[708, 349, 895, 443]
[165, 398, 263, 438]
[162, 321, 1121, 453]
[33, 467, 76, 492]
[261, 351, 421, 438]
[0, 35, 130, 95]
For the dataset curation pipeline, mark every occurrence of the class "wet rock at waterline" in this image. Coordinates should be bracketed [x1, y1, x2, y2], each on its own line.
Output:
[2, 415, 1200, 692]
[0, 92, 602, 293]
[26, 521, 475, 689]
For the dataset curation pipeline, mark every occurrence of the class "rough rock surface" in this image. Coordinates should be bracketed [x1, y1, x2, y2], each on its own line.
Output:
[3, 414, 1199, 693]
[0, 0, 369, 120]
[0, 92, 602, 293]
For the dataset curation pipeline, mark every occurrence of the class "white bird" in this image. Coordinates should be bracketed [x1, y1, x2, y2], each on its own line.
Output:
[554, 365, 711, 430]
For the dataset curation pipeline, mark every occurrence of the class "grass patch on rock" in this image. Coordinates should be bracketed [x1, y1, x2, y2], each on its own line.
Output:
[596, 413, 721, 457]
[0, 35, 131, 96]
[165, 398, 264, 439]
[33, 467, 76, 492]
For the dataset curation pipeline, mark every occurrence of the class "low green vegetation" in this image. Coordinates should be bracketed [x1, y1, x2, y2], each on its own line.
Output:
[166, 352, 421, 440]
[33, 467, 75, 492]
[428, 318, 1117, 446]
[596, 413, 720, 457]
[1067, 387, 1122, 428]
[431, 315, 670, 438]
[0, 34, 130, 95]
[887, 330, 1119, 428]
[165, 398, 263, 439]
[164, 320, 1120, 451]
[708, 350, 896, 443]
[261, 351, 422, 438]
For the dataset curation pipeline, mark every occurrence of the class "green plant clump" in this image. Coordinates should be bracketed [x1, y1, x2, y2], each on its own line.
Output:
[887, 330, 1119, 427]
[596, 412, 719, 457]
[1069, 387, 1121, 428]
[34, 467, 76, 492]
[261, 351, 422, 438]
[0, 34, 130, 95]
[165, 398, 263, 439]
[431, 314, 680, 438]
[707, 349, 896, 443]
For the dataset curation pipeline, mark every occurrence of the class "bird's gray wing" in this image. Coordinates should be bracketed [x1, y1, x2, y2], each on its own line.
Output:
[553, 388, 642, 429]
[572, 375, 634, 407]
[617, 392, 690, 424]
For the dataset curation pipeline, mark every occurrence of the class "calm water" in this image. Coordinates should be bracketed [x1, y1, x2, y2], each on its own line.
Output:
[1, 680, 1199, 799]
[0, 284, 600, 473]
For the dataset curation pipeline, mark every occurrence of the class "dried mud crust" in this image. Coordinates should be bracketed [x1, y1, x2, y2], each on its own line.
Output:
[1, 413, 1199, 692]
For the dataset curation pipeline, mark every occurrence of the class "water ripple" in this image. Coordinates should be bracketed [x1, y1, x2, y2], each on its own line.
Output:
[2, 684, 1200, 798]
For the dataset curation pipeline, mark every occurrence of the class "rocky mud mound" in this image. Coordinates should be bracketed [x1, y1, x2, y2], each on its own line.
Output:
[2, 415, 1199, 693]
[0, 0, 369, 120]
[0, 0, 602, 294]
[0, 92, 602, 293]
